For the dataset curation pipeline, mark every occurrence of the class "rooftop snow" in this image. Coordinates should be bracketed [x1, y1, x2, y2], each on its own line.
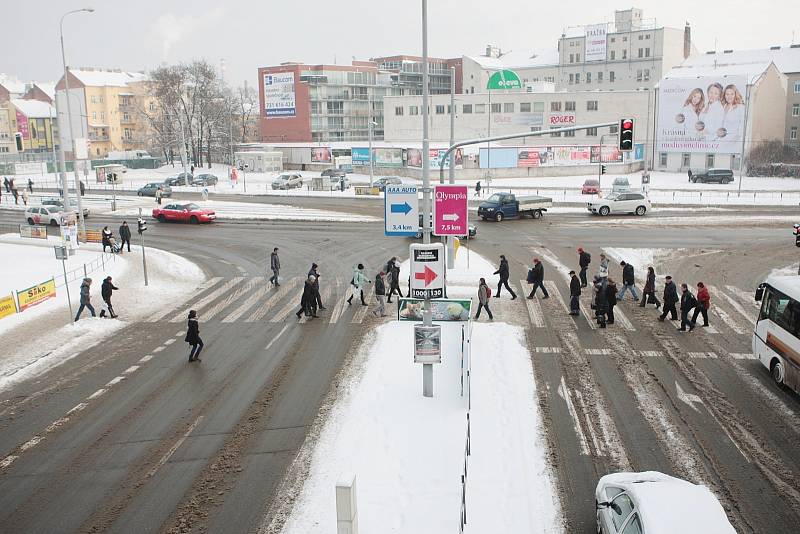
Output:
[0, 74, 27, 94]
[68, 69, 148, 87]
[663, 61, 774, 84]
[11, 99, 55, 118]
[680, 47, 800, 74]
[465, 49, 560, 70]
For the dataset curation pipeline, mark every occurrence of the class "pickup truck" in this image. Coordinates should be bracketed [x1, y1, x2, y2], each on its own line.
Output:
[477, 193, 552, 222]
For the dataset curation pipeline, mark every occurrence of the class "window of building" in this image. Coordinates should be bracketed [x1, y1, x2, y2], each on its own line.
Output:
[610, 51, 616, 60]
[564, 130, 575, 137]
[598, 72, 604, 83]
[638, 48, 643, 58]
[100, 112, 105, 121]
[545, 76, 555, 83]
[530, 126, 542, 132]
[565, 101, 576, 111]
[646, 34, 651, 39]
[587, 100, 598, 111]
[475, 104, 485, 114]
[491, 103, 501, 113]
[644, 69, 650, 81]
[660, 152, 668, 167]
[520, 102, 531, 112]
[575, 73, 581, 84]
[586, 72, 592, 83]
[448, 105, 453, 114]
[791, 127, 798, 140]
[328, 101, 344, 115]
[732, 155, 741, 170]
[645, 48, 651, 58]
[586, 127, 597, 136]
[91, 95, 97, 104]
[682, 153, 691, 167]
[638, 34, 644, 40]
[610, 124, 619, 134]
[569, 53, 574, 63]
[550, 127, 562, 137]
[310, 101, 321, 114]
[636, 70, 643, 82]
[610, 37, 616, 43]
[395, 106, 404, 116]
[462, 104, 472, 114]
[609, 71, 615, 82]
[435, 105, 445, 114]
[795, 81, 800, 93]
[793, 103, 800, 116]
[92, 111, 97, 120]
[551, 101, 562, 111]
[706, 154, 715, 168]
[569, 73, 574, 84]
[622, 49, 627, 59]
[504, 102, 514, 113]
[576, 53, 581, 62]
[410, 105, 419, 115]
[623, 36, 628, 42]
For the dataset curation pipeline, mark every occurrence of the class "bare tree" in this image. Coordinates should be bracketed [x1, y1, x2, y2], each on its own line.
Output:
[234, 83, 257, 144]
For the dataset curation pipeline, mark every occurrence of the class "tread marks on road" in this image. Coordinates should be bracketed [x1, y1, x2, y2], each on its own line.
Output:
[147, 277, 224, 323]
[519, 280, 545, 328]
[168, 277, 246, 322]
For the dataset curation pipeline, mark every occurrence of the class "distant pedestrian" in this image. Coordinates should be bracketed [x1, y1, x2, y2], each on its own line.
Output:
[597, 253, 609, 286]
[640, 266, 661, 308]
[616, 261, 639, 301]
[605, 278, 618, 325]
[155, 187, 162, 205]
[658, 276, 679, 322]
[493, 255, 517, 299]
[190, 165, 195, 175]
[578, 247, 591, 287]
[347, 263, 369, 306]
[74, 278, 96, 321]
[526, 258, 549, 299]
[687, 169, 693, 181]
[474, 277, 494, 320]
[119, 221, 131, 252]
[202, 187, 209, 202]
[690, 282, 711, 329]
[474, 181, 481, 197]
[678, 283, 698, 331]
[339, 177, 346, 192]
[593, 276, 608, 328]
[185, 310, 203, 362]
[269, 247, 281, 286]
[101, 226, 113, 253]
[79, 181, 85, 196]
[11, 186, 18, 204]
[296, 275, 320, 318]
[2, 177, 8, 193]
[27, 178, 33, 194]
[569, 270, 581, 316]
[386, 258, 403, 303]
[100, 276, 119, 318]
[21, 188, 28, 206]
[308, 263, 326, 310]
[373, 271, 387, 317]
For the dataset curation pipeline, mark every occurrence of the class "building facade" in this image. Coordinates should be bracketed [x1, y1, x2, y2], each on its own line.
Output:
[9, 99, 58, 153]
[372, 55, 462, 95]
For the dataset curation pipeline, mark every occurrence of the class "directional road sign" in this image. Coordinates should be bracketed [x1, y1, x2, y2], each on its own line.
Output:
[433, 185, 468, 236]
[384, 185, 419, 236]
[409, 243, 445, 299]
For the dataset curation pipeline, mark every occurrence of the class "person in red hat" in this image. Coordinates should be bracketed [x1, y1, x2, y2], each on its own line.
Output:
[527, 258, 549, 299]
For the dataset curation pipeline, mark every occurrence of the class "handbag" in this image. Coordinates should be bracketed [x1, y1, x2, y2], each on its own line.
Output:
[647, 294, 656, 304]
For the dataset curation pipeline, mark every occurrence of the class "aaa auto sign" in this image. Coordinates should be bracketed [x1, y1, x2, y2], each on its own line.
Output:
[433, 185, 468, 236]
[409, 243, 445, 299]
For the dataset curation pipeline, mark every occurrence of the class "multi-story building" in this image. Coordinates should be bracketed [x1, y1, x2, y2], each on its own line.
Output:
[54, 68, 149, 159]
[462, 7, 692, 93]
[9, 99, 58, 153]
[0, 101, 16, 157]
[372, 55, 462, 95]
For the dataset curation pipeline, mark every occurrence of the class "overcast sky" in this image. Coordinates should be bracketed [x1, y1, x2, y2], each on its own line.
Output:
[3, 0, 799, 88]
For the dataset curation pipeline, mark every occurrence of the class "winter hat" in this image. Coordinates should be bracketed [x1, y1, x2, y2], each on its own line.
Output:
[308, 275, 316, 282]
[84, 277, 92, 283]
[577, 247, 584, 252]
[357, 263, 364, 270]
[105, 276, 112, 281]
[569, 270, 575, 275]
[311, 263, 318, 269]
[697, 282, 705, 288]
[188, 310, 197, 319]
[479, 277, 486, 284]
[620, 261, 626, 266]
[533, 258, 540, 263]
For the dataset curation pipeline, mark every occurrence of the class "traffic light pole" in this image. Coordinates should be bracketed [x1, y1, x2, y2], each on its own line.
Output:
[138, 208, 148, 287]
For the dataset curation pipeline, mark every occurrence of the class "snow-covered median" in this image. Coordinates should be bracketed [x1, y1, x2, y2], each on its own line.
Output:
[271, 249, 561, 534]
[0, 234, 205, 391]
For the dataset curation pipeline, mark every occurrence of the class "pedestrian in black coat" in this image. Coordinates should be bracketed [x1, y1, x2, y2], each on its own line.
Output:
[527, 258, 549, 299]
[577, 247, 591, 287]
[494, 255, 517, 299]
[640, 267, 660, 308]
[296, 275, 319, 318]
[118, 221, 132, 252]
[2, 177, 8, 193]
[387, 259, 403, 302]
[27, 178, 33, 194]
[101, 226, 113, 253]
[185, 310, 203, 362]
[307, 263, 325, 310]
[100, 276, 119, 318]
[605, 279, 618, 325]
[593, 277, 608, 328]
[569, 270, 581, 316]
[678, 283, 698, 331]
[658, 276, 679, 321]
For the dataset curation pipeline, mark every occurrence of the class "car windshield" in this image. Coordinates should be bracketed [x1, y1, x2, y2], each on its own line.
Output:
[605, 193, 621, 201]
[487, 193, 505, 203]
[584, 180, 599, 186]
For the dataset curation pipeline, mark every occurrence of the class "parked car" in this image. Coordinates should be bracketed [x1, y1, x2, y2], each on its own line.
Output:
[611, 177, 631, 194]
[688, 168, 734, 184]
[318, 174, 350, 190]
[137, 183, 173, 197]
[588, 192, 651, 216]
[25, 206, 69, 226]
[164, 172, 193, 186]
[321, 168, 347, 179]
[192, 173, 218, 186]
[40, 198, 90, 218]
[596, 471, 735, 534]
[373, 176, 403, 191]
[582, 178, 601, 195]
[271, 173, 304, 190]
[477, 193, 552, 221]
[153, 202, 216, 224]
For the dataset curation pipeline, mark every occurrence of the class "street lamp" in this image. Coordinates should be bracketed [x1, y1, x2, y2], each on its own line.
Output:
[59, 7, 94, 238]
[368, 119, 377, 187]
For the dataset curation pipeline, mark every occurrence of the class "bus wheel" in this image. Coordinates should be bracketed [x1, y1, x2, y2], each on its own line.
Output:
[771, 359, 785, 386]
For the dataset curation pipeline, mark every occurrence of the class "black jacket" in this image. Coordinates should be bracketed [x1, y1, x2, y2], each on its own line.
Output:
[570, 276, 581, 297]
[185, 318, 200, 344]
[663, 282, 679, 304]
[119, 224, 131, 241]
[622, 264, 635, 285]
[494, 259, 510, 281]
[301, 280, 319, 307]
[375, 274, 386, 295]
[680, 290, 698, 312]
[101, 279, 118, 300]
[101, 228, 112, 245]
[390, 264, 401, 286]
[594, 285, 608, 312]
[605, 283, 618, 306]
[579, 251, 591, 269]
[532, 262, 544, 283]
[644, 272, 655, 292]
[307, 267, 320, 288]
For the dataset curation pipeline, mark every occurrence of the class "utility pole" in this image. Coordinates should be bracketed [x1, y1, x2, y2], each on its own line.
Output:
[368, 99, 375, 187]
[421, 0, 433, 398]
[446, 66, 456, 268]
[138, 208, 149, 286]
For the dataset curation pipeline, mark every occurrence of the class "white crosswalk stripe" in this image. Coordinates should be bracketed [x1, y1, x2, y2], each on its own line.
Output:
[533, 346, 562, 353]
[271, 292, 304, 323]
[247, 278, 300, 322]
[545, 281, 571, 315]
[201, 277, 264, 320]
[709, 285, 756, 326]
[222, 280, 275, 323]
[169, 277, 245, 322]
[579, 299, 597, 330]
[725, 285, 761, 309]
[728, 352, 756, 360]
[584, 348, 612, 355]
[611, 306, 635, 332]
[520, 280, 545, 327]
[710, 306, 746, 335]
[688, 352, 718, 359]
[638, 350, 664, 358]
[329, 286, 351, 324]
[146, 277, 223, 322]
[351, 286, 375, 324]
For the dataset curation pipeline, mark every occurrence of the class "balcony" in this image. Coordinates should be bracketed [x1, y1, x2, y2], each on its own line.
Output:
[89, 134, 110, 142]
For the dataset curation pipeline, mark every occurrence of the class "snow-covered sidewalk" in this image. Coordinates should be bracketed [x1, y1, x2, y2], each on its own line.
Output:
[0, 234, 206, 392]
[272, 249, 561, 534]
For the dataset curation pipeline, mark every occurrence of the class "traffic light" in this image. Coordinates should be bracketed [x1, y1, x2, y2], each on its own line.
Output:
[137, 217, 147, 234]
[619, 118, 634, 151]
[14, 132, 23, 152]
[600, 165, 607, 175]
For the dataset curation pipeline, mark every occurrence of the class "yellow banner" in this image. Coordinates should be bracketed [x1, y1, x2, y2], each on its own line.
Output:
[17, 278, 56, 312]
[0, 294, 17, 319]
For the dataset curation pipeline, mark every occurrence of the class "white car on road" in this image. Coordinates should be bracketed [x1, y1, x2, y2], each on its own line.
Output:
[596, 471, 735, 534]
[25, 206, 68, 226]
[588, 192, 651, 216]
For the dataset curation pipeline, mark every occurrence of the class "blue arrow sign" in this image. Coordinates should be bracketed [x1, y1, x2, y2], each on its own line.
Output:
[391, 202, 413, 215]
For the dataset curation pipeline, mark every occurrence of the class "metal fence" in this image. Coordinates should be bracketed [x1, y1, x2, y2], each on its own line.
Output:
[458, 321, 473, 533]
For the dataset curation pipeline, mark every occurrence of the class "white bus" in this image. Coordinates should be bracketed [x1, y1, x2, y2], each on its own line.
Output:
[754, 275, 800, 393]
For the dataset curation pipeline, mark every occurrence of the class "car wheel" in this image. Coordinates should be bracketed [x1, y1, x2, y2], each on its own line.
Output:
[599, 206, 610, 216]
[635, 205, 647, 216]
[481, 216, 487, 221]
[138, 192, 143, 196]
[495, 212, 503, 222]
[50, 219, 59, 227]
[190, 215, 199, 224]
[771, 359, 785, 386]
[157, 214, 166, 223]
[532, 209, 542, 219]
[691, 177, 698, 183]
[27, 217, 34, 225]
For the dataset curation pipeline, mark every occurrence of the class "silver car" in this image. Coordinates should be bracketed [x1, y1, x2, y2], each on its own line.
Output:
[271, 173, 304, 190]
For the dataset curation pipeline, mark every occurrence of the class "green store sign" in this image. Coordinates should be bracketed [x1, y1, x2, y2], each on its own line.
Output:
[487, 69, 522, 90]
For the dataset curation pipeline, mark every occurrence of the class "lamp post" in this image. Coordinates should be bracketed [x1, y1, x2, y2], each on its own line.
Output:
[599, 133, 615, 192]
[368, 116, 375, 187]
[59, 7, 94, 237]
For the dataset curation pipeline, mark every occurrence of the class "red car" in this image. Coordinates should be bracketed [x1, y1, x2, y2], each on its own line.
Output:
[153, 202, 216, 224]
[581, 178, 601, 195]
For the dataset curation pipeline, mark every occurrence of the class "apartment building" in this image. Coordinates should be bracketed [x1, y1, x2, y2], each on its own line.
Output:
[372, 55, 462, 95]
[54, 68, 149, 159]
[9, 99, 58, 153]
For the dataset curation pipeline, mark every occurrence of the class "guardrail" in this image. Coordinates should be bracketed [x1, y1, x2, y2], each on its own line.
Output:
[459, 412, 471, 534]
[458, 320, 473, 533]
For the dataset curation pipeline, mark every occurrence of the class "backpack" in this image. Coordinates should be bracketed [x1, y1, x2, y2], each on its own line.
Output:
[586, 252, 591, 262]
[486, 286, 492, 298]
[526, 268, 535, 283]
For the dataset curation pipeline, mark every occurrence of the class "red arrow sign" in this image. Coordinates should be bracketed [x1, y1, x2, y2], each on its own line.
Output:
[414, 265, 438, 287]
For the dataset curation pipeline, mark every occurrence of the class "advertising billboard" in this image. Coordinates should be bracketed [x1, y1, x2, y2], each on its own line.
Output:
[351, 147, 370, 165]
[373, 148, 403, 168]
[263, 72, 296, 117]
[398, 298, 472, 321]
[657, 75, 747, 154]
[590, 145, 623, 164]
[15, 110, 29, 140]
[17, 278, 56, 312]
[407, 148, 463, 169]
[585, 24, 608, 62]
[311, 147, 332, 163]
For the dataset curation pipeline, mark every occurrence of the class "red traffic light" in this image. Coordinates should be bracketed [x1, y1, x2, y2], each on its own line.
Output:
[622, 120, 633, 130]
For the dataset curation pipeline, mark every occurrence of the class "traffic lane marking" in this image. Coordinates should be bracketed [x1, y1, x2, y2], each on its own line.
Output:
[147, 415, 205, 478]
[519, 280, 545, 328]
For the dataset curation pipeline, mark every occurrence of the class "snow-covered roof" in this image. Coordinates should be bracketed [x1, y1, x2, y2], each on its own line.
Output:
[465, 49, 559, 71]
[11, 99, 55, 119]
[68, 69, 148, 87]
[32, 82, 55, 99]
[680, 47, 800, 74]
[0, 74, 26, 95]
[663, 61, 774, 85]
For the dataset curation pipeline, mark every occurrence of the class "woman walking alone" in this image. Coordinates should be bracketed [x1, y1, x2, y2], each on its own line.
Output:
[639, 266, 661, 308]
[185, 310, 203, 362]
[347, 263, 369, 306]
[474, 278, 493, 320]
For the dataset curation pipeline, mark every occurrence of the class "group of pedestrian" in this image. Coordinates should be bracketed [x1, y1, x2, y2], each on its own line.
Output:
[74, 275, 120, 321]
[101, 222, 132, 254]
[1, 177, 29, 205]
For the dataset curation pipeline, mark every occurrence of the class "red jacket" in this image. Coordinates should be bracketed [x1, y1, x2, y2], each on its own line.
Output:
[697, 287, 711, 308]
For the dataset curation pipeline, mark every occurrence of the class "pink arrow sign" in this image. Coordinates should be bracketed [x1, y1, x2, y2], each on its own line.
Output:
[433, 185, 468, 236]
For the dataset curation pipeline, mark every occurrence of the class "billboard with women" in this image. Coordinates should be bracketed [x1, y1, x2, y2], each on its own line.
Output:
[657, 76, 747, 154]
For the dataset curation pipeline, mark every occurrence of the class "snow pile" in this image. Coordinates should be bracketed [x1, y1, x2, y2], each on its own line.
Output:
[0, 234, 205, 391]
[395, 243, 499, 298]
